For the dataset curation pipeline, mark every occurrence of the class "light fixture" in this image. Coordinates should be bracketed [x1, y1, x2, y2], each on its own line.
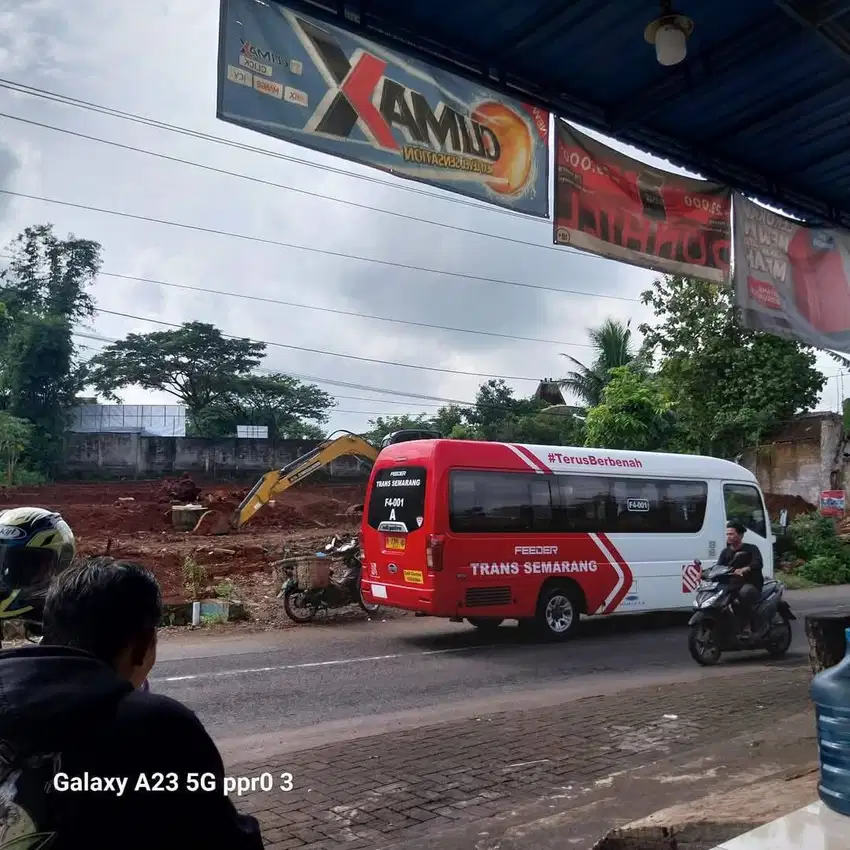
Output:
[644, 1, 694, 67]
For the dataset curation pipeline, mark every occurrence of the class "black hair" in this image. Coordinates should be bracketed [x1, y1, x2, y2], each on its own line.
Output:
[43, 556, 162, 665]
[726, 521, 747, 537]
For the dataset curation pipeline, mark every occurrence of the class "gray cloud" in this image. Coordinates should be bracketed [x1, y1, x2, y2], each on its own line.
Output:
[0, 140, 22, 223]
[0, 0, 840, 430]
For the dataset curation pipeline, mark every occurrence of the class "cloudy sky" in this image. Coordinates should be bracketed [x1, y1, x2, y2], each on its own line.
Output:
[0, 0, 845, 436]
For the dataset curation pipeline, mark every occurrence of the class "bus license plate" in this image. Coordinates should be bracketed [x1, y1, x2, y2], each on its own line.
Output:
[404, 570, 424, 584]
[385, 536, 406, 551]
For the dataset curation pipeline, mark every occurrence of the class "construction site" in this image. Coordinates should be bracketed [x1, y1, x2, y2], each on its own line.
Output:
[0, 474, 366, 619]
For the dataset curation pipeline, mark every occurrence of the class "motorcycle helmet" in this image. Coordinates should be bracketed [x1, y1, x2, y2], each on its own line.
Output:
[0, 507, 76, 622]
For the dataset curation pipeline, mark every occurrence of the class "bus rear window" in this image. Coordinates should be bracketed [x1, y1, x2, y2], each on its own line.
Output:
[367, 466, 427, 533]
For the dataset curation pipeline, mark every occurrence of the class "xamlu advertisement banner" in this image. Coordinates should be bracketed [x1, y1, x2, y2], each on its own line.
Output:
[733, 194, 850, 354]
[553, 122, 731, 283]
[217, 0, 550, 217]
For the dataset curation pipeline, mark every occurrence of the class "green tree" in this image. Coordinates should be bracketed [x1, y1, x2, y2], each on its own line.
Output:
[197, 373, 335, 439]
[640, 275, 825, 457]
[432, 404, 465, 438]
[584, 366, 676, 451]
[364, 413, 437, 445]
[559, 319, 641, 407]
[88, 322, 266, 427]
[0, 225, 102, 474]
[460, 379, 584, 444]
[0, 224, 100, 325]
[0, 412, 33, 486]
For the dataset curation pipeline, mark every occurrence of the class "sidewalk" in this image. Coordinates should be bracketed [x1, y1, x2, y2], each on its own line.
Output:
[227, 661, 815, 849]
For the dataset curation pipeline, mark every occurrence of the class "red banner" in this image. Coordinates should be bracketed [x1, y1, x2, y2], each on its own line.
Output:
[553, 122, 731, 282]
[733, 194, 850, 354]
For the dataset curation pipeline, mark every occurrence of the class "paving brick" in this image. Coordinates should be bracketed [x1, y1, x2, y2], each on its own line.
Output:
[250, 666, 811, 848]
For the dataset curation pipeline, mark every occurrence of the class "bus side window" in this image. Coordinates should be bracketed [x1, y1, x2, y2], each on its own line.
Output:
[529, 478, 554, 531]
[449, 470, 553, 533]
[557, 476, 611, 532]
[723, 483, 767, 538]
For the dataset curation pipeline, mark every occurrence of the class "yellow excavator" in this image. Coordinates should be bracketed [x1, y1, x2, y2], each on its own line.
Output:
[228, 428, 440, 531]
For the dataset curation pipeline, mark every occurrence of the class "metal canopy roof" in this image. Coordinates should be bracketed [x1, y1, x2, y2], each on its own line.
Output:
[276, 0, 850, 228]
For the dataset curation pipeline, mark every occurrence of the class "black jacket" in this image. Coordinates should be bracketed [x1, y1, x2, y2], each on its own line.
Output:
[0, 644, 263, 849]
[717, 542, 764, 589]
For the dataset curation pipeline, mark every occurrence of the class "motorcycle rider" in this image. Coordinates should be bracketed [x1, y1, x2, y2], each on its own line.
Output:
[0, 507, 151, 690]
[0, 506, 76, 628]
[716, 520, 764, 635]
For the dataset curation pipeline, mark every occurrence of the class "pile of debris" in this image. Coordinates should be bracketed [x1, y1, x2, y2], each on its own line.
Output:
[157, 473, 202, 504]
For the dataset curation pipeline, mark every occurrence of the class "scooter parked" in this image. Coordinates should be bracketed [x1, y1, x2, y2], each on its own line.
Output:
[280, 536, 380, 623]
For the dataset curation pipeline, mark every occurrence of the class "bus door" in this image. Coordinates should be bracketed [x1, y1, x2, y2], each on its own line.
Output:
[364, 465, 431, 600]
[722, 482, 773, 578]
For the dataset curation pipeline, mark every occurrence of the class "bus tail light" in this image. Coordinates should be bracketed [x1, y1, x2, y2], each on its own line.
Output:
[426, 534, 445, 571]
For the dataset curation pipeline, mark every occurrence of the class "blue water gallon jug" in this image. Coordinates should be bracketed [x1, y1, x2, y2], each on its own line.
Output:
[811, 626, 850, 816]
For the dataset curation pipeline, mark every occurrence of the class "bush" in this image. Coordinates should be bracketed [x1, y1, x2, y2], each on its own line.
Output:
[799, 555, 850, 585]
[12, 467, 47, 487]
[788, 512, 844, 559]
[787, 512, 850, 585]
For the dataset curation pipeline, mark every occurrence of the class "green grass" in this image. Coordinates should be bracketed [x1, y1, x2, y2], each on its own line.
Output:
[779, 572, 821, 590]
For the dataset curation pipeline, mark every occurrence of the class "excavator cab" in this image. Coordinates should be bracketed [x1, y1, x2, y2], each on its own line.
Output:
[379, 429, 441, 449]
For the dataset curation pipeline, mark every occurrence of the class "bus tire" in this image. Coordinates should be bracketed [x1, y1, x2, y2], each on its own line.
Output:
[467, 617, 504, 633]
[535, 584, 581, 641]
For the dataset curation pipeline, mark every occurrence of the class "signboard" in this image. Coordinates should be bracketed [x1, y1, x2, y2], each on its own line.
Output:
[217, 0, 550, 216]
[733, 194, 850, 354]
[553, 122, 731, 282]
[820, 490, 846, 518]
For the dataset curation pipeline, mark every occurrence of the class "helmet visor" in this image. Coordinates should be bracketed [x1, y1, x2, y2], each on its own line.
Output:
[0, 544, 56, 593]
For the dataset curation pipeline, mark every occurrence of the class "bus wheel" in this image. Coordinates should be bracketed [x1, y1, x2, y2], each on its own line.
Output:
[467, 617, 504, 633]
[536, 585, 580, 641]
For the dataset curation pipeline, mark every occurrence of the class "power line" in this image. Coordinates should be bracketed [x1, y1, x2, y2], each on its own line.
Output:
[91, 307, 544, 381]
[0, 108, 616, 267]
[73, 339, 574, 417]
[0, 78, 537, 222]
[0, 253, 593, 349]
[75, 337, 848, 428]
[0, 189, 639, 305]
[73, 337, 471, 408]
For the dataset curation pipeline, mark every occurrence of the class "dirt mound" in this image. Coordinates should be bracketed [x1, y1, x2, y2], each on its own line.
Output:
[763, 492, 816, 520]
[61, 501, 172, 537]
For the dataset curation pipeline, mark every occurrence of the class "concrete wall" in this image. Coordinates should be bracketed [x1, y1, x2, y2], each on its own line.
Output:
[740, 412, 846, 506]
[61, 433, 371, 481]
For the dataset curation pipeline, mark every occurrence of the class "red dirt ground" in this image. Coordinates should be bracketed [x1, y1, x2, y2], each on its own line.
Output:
[0, 478, 365, 603]
[763, 492, 816, 520]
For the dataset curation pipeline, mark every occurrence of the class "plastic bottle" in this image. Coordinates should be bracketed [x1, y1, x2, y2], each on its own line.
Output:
[811, 626, 850, 816]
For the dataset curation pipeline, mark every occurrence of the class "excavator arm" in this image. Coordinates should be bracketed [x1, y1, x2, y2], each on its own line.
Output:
[230, 432, 379, 530]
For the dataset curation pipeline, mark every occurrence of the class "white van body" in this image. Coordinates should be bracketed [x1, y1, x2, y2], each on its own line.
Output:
[505, 445, 774, 614]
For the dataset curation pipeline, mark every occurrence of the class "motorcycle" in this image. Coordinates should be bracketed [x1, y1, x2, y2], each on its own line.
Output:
[280, 536, 381, 623]
[687, 558, 796, 666]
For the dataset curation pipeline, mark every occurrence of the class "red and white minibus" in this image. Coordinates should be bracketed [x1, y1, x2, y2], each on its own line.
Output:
[359, 439, 773, 640]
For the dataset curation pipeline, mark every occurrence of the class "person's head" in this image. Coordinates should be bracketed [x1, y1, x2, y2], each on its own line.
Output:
[0, 507, 76, 598]
[43, 556, 162, 688]
[726, 521, 746, 548]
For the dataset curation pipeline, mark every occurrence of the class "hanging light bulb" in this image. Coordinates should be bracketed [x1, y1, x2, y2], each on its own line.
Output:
[644, 2, 694, 67]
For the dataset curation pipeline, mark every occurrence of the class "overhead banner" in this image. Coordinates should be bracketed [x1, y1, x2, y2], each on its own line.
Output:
[217, 0, 550, 217]
[733, 194, 850, 353]
[553, 122, 731, 282]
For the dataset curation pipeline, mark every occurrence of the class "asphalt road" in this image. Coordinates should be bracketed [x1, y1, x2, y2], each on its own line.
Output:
[151, 587, 849, 761]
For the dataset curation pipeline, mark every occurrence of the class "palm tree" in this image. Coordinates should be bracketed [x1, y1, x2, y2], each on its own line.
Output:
[559, 318, 637, 408]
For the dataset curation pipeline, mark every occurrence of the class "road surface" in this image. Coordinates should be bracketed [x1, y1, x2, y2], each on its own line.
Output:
[151, 586, 847, 756]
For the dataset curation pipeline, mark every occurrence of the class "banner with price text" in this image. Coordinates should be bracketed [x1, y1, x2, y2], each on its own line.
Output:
[553, 121, 731, 283]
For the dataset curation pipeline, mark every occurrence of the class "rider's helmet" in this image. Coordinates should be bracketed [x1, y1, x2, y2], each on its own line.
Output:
[0, 507, 76, 623]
